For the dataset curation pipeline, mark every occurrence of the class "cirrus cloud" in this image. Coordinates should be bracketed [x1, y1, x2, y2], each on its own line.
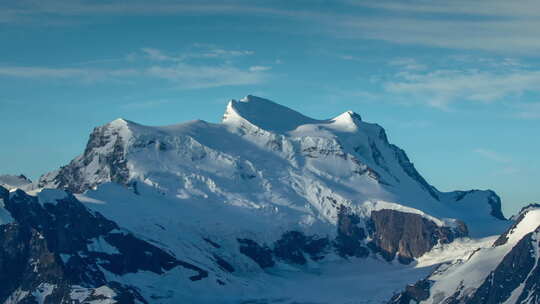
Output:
[384, 69, 540, 108]
[0, 47, 271, 89]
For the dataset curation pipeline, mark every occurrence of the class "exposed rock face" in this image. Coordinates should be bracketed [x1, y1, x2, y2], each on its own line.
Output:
[237, 231, 330, 268]
[238, 206, 470, 268]
[237, 238, 275, 268]
[388, 280, 431, 304]
[213, 254, 235, 273]
[0, 222, 66, 302]
[273, 231, 329, 264]
[0, 186, 208, 303]
[334, 205, 369, 258]
[38, 122, 131, 193]
[369, 209, 468, 263]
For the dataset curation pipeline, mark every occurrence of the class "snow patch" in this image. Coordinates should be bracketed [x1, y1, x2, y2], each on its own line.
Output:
[37, 188, 68, 206]
[31, 283, 56, 304]
[359, 200, 449, 227]
[505, 208, 540, 245]
[87, 237, 121, 255]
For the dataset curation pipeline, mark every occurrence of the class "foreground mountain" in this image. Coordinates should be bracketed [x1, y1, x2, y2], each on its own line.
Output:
[1, 96, 516, 303]
[390, 205, 540, 304]
[0, 185, 208, 304]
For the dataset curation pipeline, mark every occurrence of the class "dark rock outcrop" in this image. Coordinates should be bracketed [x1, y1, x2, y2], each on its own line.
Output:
[273, 231, 329, 264]
[237, 238, 275, 268]
[369, 209, 467, 263]
[388, 280, 431, 304]
[38, 123, 131, 193]
[213, 255, 235, 273]
[334, 205, 369, 258]
[237, 231, 330, 268]
[0, 186, 208, 303]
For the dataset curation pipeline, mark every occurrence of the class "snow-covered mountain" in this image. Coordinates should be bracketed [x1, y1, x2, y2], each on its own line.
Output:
[0, 95, 521, 303]
[390, 204, 540, 304]
[38, 95, 506, 237]
[0, 174, 31, 190]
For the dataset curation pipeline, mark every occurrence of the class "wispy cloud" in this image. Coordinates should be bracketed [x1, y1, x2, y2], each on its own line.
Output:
[141, 46, 254, 62]
[342, 1, 540, 53]
[340, 17, 540, 54]
[514, 102, 540, 120]
[354, 0, 540, 18]
[0, 47, 271, 89]
[383, 68, 540, 108]
[0, 66, 138, 83]
[248, 65, 272, 72]
[6, 1, 540, 54]
[146, 63, 267, 89]
[473, 148, 523, 177]
[140, 47, 268, 88]
[388, 58, 426, 71]
[0, 1, 308, 23]
[474, 148, 511, 163]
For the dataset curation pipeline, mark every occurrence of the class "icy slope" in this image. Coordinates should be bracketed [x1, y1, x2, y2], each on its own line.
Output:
[38, 95, 508, 238]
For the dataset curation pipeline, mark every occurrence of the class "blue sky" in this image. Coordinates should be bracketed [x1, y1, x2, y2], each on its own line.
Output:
[1, 0, 539, 216]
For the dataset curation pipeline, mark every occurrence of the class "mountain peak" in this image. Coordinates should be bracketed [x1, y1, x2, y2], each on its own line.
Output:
[328, 111, 363, 132]
[109, 117, 128, 126]
[107, 118, 139, 129]
[222, 95, 319, 133]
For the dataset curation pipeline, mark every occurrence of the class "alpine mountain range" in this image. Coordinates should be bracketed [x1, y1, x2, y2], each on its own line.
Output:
[0, 95, 538, 304]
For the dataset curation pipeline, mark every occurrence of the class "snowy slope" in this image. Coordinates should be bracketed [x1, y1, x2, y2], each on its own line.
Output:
[0, 183, 444, 304]
[38, 95, 508, 238]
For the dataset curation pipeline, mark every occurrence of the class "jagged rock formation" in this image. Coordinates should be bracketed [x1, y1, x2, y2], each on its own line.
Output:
[334, 205, 369, 258]
[369, 209, 468, 264]
[388, 280, 431, 304]
[0, 185, 207, 303]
